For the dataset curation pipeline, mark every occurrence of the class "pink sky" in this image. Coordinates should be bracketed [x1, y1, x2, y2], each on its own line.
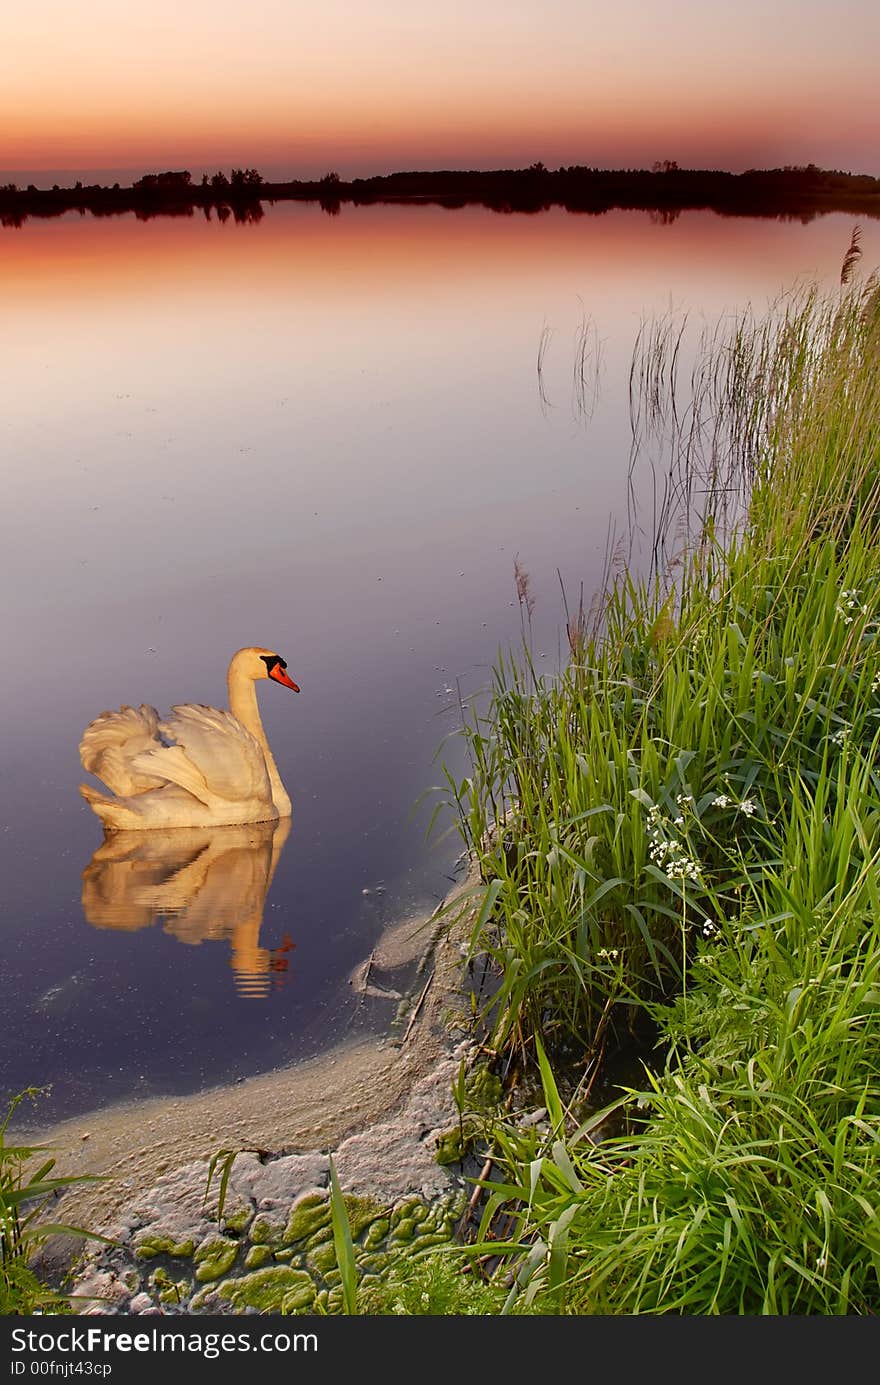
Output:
[3, 1, 878, 183]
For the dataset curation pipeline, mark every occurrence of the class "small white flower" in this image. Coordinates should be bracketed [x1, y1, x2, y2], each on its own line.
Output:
[738, 799, 757, 816]
[702, 921, 717, 937]
[674, 815, 685, 827]
[667, 854, 700, 882]
[712, 794, 730, 808]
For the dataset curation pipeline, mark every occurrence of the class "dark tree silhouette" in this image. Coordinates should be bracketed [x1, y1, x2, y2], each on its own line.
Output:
[134, 170, 192, 191]
[2, 160, 880, 229]
[230, 168, 263, 191]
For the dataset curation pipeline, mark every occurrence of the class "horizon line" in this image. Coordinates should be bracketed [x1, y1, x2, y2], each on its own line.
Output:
[4, 156, 879, 189]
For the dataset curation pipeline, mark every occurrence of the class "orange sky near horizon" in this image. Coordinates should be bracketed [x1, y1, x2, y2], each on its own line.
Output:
[3, 1, 879, 182]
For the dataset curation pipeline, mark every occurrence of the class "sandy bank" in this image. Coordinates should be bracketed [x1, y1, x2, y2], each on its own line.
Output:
[25, 870, 480, 1241]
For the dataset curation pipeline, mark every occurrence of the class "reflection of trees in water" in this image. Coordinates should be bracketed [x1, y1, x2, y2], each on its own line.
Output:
[231, 202, 264, 224]
[81, 818, 293, 999]
[3, 164, 879, 228]
[648, 208, 682, 225]
[134, 205, 195, 221]
[319, 171, 341, 216]
[206, 202, 265, 224]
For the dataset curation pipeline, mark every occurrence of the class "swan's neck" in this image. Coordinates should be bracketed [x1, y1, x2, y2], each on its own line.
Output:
[228, 668, 292, 817]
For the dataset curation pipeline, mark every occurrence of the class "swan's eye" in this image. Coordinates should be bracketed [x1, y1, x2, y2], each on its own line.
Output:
[279, 659, 288, 670]
[260, 654, 281, 675]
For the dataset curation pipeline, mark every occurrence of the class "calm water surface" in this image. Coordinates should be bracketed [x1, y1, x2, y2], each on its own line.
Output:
[2, 204, 876, 1123]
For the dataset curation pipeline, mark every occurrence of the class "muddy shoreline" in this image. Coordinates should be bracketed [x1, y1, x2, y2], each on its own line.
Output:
[23, 870, 481, 1283]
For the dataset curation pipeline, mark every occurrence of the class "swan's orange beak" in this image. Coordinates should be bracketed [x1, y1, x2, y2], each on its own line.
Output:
[269, 665, 300, 692]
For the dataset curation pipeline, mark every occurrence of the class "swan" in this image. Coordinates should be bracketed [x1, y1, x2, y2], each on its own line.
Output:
[79, 647, 299, 830]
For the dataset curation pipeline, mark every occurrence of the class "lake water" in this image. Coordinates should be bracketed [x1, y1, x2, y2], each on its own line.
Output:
[2, 203, 877, 1124]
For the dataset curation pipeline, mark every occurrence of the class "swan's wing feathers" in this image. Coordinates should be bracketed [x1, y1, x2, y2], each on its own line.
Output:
[128, 745, 214, 807]
[79, 704, 167, 795]
[159, 704, 272, 803]
[80, 698, 275, 824]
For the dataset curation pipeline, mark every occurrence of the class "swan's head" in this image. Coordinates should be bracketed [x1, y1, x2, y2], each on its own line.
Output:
[230, 646, 300, 692]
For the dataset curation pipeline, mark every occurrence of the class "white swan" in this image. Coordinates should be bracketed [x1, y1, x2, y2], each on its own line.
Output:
[79, 646, 299, 830]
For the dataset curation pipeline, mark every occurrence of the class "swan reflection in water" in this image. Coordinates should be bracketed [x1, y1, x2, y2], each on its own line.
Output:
[81, 818, 293, 998]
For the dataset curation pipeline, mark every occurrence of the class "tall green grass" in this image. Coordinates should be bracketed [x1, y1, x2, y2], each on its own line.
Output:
[1, 1090, 103, 1314]
[447, 275, 880, 1064]
[442, 272, 880, 1312]
[473, 779, 880, 1313]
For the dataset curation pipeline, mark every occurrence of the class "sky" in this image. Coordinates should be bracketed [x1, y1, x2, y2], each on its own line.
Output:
[2, 0, 878, 185]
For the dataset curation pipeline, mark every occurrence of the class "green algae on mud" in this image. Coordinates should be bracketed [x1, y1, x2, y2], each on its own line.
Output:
[134, 1235, 195, 1260]
[127, 1189, 469, 1314]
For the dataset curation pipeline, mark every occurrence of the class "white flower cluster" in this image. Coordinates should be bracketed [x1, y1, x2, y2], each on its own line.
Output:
[837, 589, 869, 625]
[673, 793, 694, 827]
[873, 671, 880, 693]
[646, 803, 701, 883]
[712, 793, 757, 815]
[829, 725, 850, 747]
[597, 947, 620, 960]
